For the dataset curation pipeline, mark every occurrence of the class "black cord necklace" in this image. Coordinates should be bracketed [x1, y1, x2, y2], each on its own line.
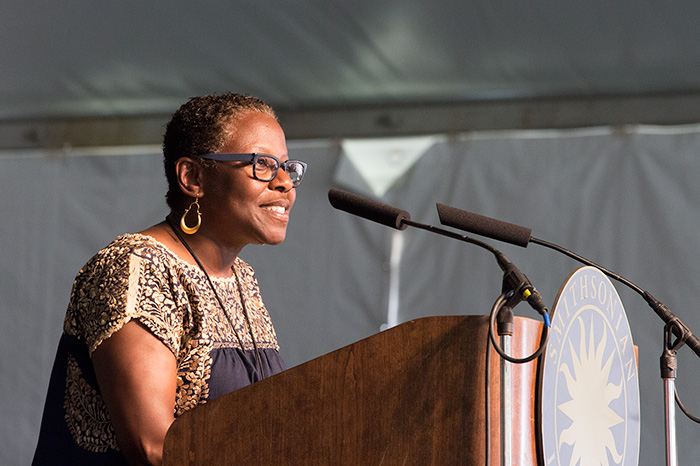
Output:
[165, 216, 265, 379]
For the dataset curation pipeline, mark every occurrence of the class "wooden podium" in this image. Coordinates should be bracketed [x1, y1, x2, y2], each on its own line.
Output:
[163, 315, 543, 465]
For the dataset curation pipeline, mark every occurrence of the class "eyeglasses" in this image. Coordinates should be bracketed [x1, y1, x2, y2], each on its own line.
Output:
[198, 153, 308, 188]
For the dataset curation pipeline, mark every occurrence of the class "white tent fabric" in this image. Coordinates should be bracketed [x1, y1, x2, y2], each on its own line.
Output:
[5, 1, 700, 148]
[4, 126, 700, 464]
[3, 1, 700, 120]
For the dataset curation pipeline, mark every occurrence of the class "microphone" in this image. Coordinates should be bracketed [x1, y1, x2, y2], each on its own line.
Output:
[435, 201, 700, 358]
[328, 188, 410, 230]
[328, 188, 549, 320]
[436, 203, 532, 247]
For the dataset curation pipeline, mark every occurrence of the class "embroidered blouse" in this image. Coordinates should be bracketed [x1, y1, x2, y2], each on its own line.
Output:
[32, 234, 285, 465]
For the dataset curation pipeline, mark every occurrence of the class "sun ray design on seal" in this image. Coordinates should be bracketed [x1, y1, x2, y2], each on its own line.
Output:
[557, 315, 624, 466]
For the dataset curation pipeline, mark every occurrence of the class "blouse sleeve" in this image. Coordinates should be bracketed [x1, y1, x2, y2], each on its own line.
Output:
[64, 242, 189, 358]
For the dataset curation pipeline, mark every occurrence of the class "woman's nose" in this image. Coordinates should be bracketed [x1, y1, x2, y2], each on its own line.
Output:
[270, 167, 294, 192]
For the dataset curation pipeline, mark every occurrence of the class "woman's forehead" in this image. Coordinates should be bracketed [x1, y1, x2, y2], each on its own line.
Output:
[221, 112, 287, 157]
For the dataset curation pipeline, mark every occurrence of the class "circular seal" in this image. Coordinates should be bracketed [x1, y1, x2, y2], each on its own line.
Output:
[539, 266, 640, 465]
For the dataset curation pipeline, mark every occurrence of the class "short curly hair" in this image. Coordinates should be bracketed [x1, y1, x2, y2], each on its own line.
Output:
[162, 92, 278, 210]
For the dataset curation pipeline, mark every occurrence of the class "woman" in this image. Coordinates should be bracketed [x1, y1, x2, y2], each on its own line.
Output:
[32, 93, 307, 465]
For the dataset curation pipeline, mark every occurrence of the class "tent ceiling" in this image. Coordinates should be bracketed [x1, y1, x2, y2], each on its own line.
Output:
[4, 1, 700, 149]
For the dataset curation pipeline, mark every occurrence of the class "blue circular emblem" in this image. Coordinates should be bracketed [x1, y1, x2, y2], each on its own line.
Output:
[540, 266, 640, 465]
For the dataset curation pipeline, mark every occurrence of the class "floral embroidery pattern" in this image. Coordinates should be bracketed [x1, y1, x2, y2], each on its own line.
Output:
[63, 354, 118, 452]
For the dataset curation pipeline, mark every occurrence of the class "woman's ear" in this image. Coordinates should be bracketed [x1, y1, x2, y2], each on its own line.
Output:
[175, 157, 203, 198]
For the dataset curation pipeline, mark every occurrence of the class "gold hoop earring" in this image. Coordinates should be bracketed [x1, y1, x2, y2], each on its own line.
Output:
[180, 198, 202, 234]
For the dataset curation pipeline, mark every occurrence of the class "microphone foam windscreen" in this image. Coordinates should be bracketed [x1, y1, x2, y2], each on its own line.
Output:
[436, 203, 531, 247]
[328, 188, 410, 230]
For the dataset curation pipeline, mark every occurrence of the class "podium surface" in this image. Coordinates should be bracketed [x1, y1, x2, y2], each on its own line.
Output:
[164, 315, 542, 465]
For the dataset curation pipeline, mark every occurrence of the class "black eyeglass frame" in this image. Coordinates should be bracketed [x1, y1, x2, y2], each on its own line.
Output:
[198, 153, 308, 187]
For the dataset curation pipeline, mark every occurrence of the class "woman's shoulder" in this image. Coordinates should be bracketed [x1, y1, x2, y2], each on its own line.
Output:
[85, 233, 183, 270]
[66, 233, 196, 355]
[111, 232, 172, 256]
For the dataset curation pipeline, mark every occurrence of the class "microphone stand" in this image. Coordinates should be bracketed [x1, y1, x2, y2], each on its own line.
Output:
[402, 219, 550, 466]
[436, 200, 700, 463]
[661, 321, 686, 466]
[498, 304, 514, 466]
[529, 236, 695, 466]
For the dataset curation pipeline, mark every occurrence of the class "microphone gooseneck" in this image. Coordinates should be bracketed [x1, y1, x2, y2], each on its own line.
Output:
[530, 237, 700, 357]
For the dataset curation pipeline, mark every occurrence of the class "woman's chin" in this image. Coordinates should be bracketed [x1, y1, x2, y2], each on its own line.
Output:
[259, 232, 287, 246]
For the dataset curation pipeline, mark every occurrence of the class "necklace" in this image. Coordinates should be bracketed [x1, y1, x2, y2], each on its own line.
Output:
[165, 216, 265, 379]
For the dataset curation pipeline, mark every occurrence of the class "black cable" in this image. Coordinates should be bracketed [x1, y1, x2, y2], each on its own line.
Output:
[481, 293, 550, 466]
[488, 293, 550, 364]
[675, 389, 700, 424]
